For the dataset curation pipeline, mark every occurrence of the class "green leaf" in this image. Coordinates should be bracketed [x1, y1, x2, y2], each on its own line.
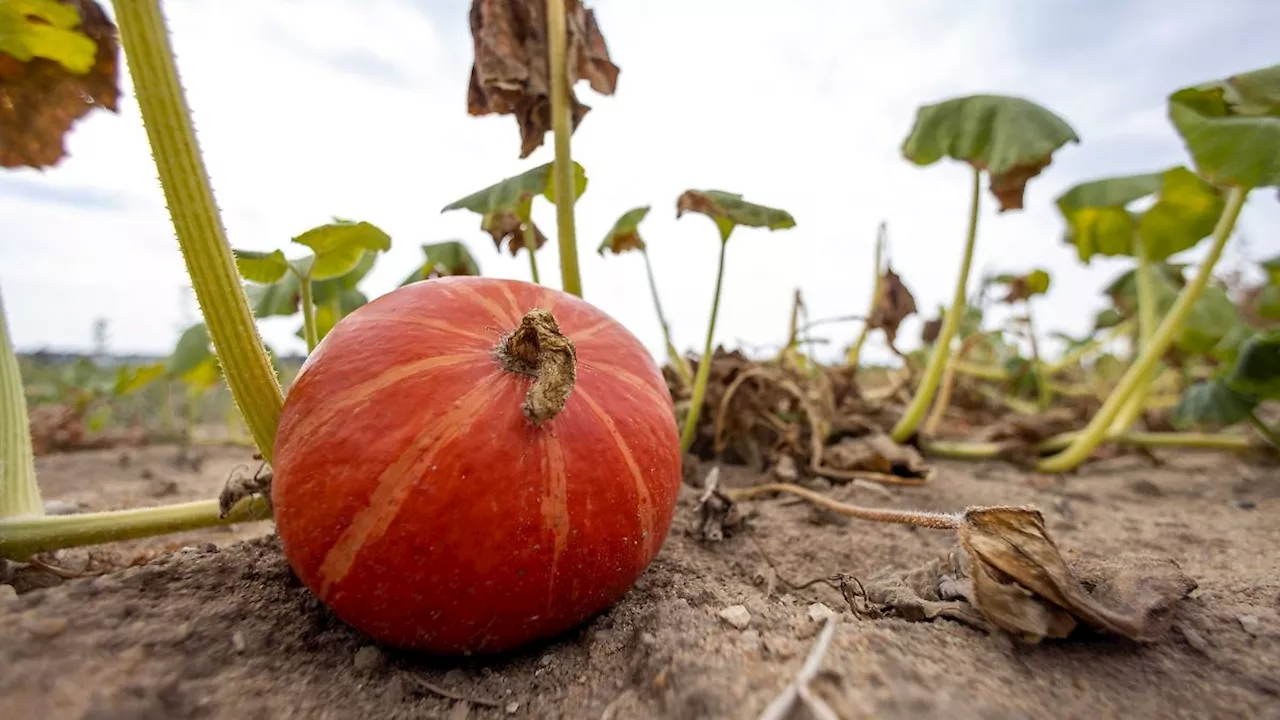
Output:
[246, 275, 301, 318]
[901, 94, 1079, 211]
[167, 323, 215, 379]
[1056, 167, 1224, 262]
[1211, 322, 1256, 366]
[675, 190, 796, 242]
[992, 268, 1051, 302]
[312, 250, 378, 304]
[1103, 263, 1184, 316]
[1167, 64, 1280, 188]
[1176, 285, 1242, 356]
[1093, 307, 1124, 331]
[291, 220, 392, 281]
[293, 289, 368, 343]
[1225, 330, 1280, 399]
[598, 206, 651, 255]
[0, 0, 98, 73]
[400, 241, 482, 286]
[1171, 378, 1258, 429]
[442, 162, 586, 252]
[1256, 284, 1280, 320]
[232, 248, 289, 284]
[113, 361, 166, 395]
[1261, 254, 1280, 285]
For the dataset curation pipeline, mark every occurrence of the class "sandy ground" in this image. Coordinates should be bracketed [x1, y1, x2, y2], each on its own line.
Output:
[2, 444, 1279, 719]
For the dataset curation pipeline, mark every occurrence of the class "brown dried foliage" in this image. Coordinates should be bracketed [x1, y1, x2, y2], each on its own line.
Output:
[484, 212, 548, 255]
[866, 266, 917, 348]
[466, 0, 619, 158]
[0, 0, 120, 169]
[972, 155, 1053, 212]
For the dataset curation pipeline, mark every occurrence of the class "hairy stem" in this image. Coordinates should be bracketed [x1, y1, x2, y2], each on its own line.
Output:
[1038, 185, 1250, 473]
[642, 249, 689, 384]
[846, 221, 886, 368]
[0, 287, 41, 519]
[299, 274, 319, 353]
[545, 0, 581, 298]
[1110, 236, 1159, 432]
[726, 483, 960, 530]
[680, 239, 730, 452]
[891, 167, 982, 442]
[0, 496, 271, 561]
[115, 0, 284, 462]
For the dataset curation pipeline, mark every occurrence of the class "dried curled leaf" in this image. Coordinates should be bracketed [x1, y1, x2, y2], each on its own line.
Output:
[597, 205, 650, 255]
[466, 0, 619, 158]
[822, 433, 931, 483]
[866, 266, 917, 346]
[0, 0, 119, 169]
[676, 189, 797, 242]
[993, 269, 1051, 303]
[443, 160, 587, 255]
[957, 506, 1196, 643]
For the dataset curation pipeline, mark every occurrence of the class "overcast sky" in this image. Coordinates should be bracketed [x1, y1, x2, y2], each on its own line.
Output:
[2, 0, 1278, 366]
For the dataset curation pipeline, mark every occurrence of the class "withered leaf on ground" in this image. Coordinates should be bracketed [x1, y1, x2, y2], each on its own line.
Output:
[976, 407, 1081, 460]
[866, 266, 917, 347]
[466, 0, 619, 158]
[864, 553, 992, 632]
[0, 0, 120, 169]
[822, 433, 932, 483]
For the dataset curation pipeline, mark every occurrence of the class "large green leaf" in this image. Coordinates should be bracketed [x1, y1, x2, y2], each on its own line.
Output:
[598, 206, 651, 255]
[232, 248, 289, 284]
[1226, 330, 1280, 400]
[1056, 167, 1224, 262]
[0, 0, 98, 73]
[291, 220, 392, 281]
[294, 289, 368, 343]
[1103, 263, 1183, 317]
[1177, 285, 1242, 356]
[675, 190, 795, 242]
[1171, 378, 1258, 429]
[901, 94, 1079, 211]
[246, 275, 301, 318]
[399, 241, 481, 286]
[113, 361, 166, 396]
[166, 323, 215, 379]
[1167, 64, 1280, 188]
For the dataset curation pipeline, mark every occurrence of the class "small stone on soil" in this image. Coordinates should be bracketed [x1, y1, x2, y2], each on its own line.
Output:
[1238, 615, 1262, 637]
[505, 701, 520, 714]
[43, 499, 84, 515]
[25, 616, 69, 638]
[718, 604, 751, 629]
[353, 645, 385, 671]
[231, 630, 247, 653]
[1231, 499, 1257, 510]
[807, 602, 835, 623]
[0, 584, 17, 605]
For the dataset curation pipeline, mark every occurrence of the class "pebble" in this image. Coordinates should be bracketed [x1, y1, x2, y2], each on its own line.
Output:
[505, 701, 520, 714]
[538, 653, 553, 667]
[740, 629, 762, 652]
[26, 616, 69, 638]
[446, 700, 472, 720]
[718, 604, 751, 630]
[1238, 615, 1262, 637]
[807, 602, 835, 623]
[353, 645, 385, 671]
[231, 630, 247, 653]
[0, 584, 17, 605]
[43, 499, 84, 516]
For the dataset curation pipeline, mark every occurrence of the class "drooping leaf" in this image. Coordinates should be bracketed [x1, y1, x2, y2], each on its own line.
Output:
[443, 161, 587, 254]
[0, 0, 119, 169]
[1225, 330, 1280, 400]
[993, 268, 1051, 302]
[1167, 64, 1280, 188]
[113, 361, 166, 395]
[232, 248, 290, 284]
[901, 94, 1079, 211]
[598, 205, 651, 255]
[1093, 307, 1124, 331]
[866, 266, 917, 347]
[290, 219, 392, 281]
[466, 0, 619, 158]
[1171, 378, 1258, 428]
[312, 248, 378, 300]
[675, 190, 796, 242]
[1056, 168, 1224, 262]
[166, 323, 215, 379]
[400, 241, 482, 285]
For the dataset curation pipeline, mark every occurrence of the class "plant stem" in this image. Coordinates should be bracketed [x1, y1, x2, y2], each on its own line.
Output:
[1247, 411, 1280, 451]
[1043, 317, 1135, 374]
[726, 483, 959, 530]
[0, 287, 41, 520]
[1110, 236, 1159, 433]
[298, 275, 319, 353]
[680, 239, 730, 452]
[924, 428, 1259, 461]
[0, 496, 271, 561]
[1037, 186, 1250, 473]
[1023, 306, 1052, 409]
[845, 221, 885, 368]
[545, 0, 581, 298]
[642, 249, 689, 384]
[891, 166, 982, 442]
[115, 0, 284, 462]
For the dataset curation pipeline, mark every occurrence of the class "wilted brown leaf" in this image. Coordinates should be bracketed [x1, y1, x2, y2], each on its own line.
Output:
[921, 315, 942, 345]
[822, 433, 931, 484]
[957, 505, 1196, 643]
[483, 211, 548, 255]
[0, 0, 120, 169]
[466, 0, 619, 158]
[972, 155, 1054, 212]
[866, 266, 917, 348]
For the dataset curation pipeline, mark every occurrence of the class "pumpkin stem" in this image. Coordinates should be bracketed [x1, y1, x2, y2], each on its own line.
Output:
[497, 309, 578, 424]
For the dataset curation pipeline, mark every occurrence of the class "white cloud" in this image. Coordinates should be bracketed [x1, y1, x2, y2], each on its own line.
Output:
[2, 0, 1277, 366]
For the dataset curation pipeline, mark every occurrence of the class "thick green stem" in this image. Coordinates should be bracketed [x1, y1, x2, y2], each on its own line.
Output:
[680, 239, 730, 452]
[1038, 186, 1250, 473]
[1043, 317, 1135, 375]
[0, 287, 41, 519]
[545, 0, 582, 298]
[527, 249, 541, 285]
[521, 224, 541, 284]
[1110, 237, 1159, 432]
[846, 221, 886, 368]
[299, 275, 319, 353]
[0, 496, 271, 561]
[891, 167, 982, 442]
[115, 0, 283, 462]
[642, 249, 689, 384]
[925, 429, 1259, 461]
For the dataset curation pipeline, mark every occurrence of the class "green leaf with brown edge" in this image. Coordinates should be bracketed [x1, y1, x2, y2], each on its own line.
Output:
[598, 206, 651, 255]
[993, 268, 1051, 302]
[1225, 330, 1280, 400]
[1056, 167, 1224, 262]
[442, 161, 586, 253]
[675, 190, 796, 242]
[291, 219, 391, 281]
[400, 241, 482, 286]
[0, 0, 97, 72]
[1171, 377, 1258, 429]
[1167, 64, 1280, 188]
[232, 248, 289, 284]
[901, 94, 1080, 211]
